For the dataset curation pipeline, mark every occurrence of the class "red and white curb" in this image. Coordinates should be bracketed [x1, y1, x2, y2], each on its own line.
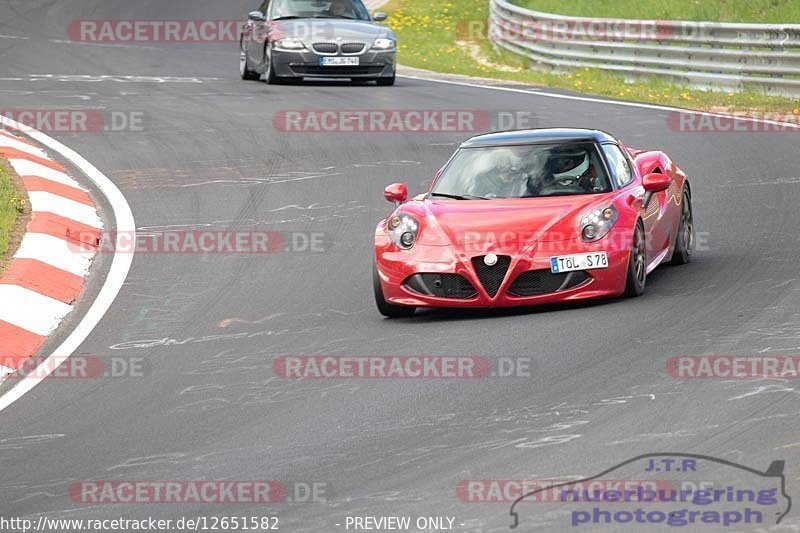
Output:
[0, 117, 133, 413]
[0, 130, 103, 379]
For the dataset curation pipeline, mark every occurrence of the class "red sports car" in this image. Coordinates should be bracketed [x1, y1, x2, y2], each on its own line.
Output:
[373, 128, 694, 317]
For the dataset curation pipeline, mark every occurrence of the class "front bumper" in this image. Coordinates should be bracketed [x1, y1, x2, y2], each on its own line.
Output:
[374, 236, 630, 308]
[272, 49, 396, 78]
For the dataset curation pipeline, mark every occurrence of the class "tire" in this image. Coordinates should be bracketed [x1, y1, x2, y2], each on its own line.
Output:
[670, 187, 694, 265]
[623, 222, 647, 297]
[240, 40, 260, 80]
[376, 75, 395, 86]
[373, 265, 416, 317]
[264, 45, 279, 84]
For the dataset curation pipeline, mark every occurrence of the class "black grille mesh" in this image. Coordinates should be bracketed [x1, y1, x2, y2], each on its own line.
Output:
[312, 42, 338, 54]
[508, 270, 590, 297]
[404, 274, 477, 299]
[471, 256, 511, 298]
[340, 42, 365, 54]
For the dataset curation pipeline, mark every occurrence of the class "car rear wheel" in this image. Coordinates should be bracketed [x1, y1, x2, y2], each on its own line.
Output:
[373, 266, 416, 317]
[623, 222, 647, 297]
[670, 187, 694, 265]
[240, 40, 260, 80]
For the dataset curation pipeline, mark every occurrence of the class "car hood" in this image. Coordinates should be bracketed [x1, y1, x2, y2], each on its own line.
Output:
[270, 19, 391, 43]
[401, 196, 610, 254]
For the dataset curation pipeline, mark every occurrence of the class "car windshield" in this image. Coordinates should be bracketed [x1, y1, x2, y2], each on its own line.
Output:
[271, 0, 371, 21]
[431, 142, 613, 199]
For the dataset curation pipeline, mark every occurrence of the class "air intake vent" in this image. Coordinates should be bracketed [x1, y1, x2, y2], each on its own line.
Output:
[404, 274, 477, 299]
[508, 270, 590, 297]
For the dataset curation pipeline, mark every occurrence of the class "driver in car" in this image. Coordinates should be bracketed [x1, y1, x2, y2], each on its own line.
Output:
[541, 146, 598, 192]
[327, 0, 354, 17]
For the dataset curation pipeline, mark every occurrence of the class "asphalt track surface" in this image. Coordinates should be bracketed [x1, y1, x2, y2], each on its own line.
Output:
[2, 1, 800, 532]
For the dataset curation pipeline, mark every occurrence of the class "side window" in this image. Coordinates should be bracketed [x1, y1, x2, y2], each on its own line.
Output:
[259, 0, 270, 16]
[601, 144, 633, 188]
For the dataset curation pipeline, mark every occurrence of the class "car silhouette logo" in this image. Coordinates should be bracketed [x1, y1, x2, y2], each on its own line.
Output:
[509, 453, 792, 529]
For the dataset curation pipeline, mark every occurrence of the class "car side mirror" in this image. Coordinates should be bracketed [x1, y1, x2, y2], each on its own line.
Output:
[384, 183, 408, 204]
[642, 172, 671, 192]
[248, 11, 266, 21]
[373, 12, 388, 21]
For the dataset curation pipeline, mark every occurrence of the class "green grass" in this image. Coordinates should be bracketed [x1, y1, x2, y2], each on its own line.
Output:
[511, 0, 800, 24]
[386, 0, 800, 113]
[0, 165, 24, 257]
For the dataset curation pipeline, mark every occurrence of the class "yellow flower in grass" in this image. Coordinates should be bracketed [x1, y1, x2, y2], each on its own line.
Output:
[11, 194, 26, 213]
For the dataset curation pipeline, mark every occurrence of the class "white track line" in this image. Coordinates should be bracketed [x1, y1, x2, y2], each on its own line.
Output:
[28, 191, 103, 228]
[14, 233, 96, 277]
[399, 74, 800, 129]
[0, 116, 136, 413]
[8, 159, 86, 189]
[0, 285, 73, 336]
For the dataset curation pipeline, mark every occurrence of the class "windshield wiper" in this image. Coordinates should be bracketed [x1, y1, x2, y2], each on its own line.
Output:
[272, 15, 303, 20]
[311, 15, 361, 19]
[429, 192, 491, 200]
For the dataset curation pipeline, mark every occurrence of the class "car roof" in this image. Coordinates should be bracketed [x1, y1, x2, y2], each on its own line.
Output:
[460, 128, 617, 148]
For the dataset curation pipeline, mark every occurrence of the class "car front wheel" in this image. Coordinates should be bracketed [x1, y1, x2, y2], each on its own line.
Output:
[623, 222, 647, 297]
[373, 265, 415, 317]
[263, 45, 279, 84]
[240, 40, 260, 80]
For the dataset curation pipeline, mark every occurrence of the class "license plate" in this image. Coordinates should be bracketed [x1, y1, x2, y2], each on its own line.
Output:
[319, 57, 359, 66]
[550, 252, 608, 273]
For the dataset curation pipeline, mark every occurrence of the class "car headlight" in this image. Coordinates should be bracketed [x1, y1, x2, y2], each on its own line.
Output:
[580, 205, 618, 242]
[371, 38, 396, 50]
[388, 213, 418, 249]
[274, 38, 305, 50]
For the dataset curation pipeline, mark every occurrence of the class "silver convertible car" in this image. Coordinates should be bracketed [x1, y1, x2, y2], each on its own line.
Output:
[240, 0, 397, 85]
